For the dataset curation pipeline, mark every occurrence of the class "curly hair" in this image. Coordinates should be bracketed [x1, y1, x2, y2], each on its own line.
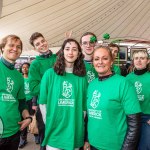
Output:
[20, 62, 30, 73]
[54, 38, 86, 76]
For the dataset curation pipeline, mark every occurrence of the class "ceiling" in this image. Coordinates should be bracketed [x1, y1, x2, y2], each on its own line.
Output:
[0, 0, 150, 54]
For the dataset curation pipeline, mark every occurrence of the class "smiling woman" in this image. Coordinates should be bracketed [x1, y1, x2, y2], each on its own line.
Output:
[126, 49, 150, 150]
[39, 38, 88, 150]
[84, 46, 141, 150]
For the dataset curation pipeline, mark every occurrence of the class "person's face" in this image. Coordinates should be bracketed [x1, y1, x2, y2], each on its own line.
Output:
[81, 35, 96, 56]
[109, 47, 119, 59]
[2, 38, 22, 63]
[93, 48, 113, 76]
[133, 52, 149, 70]
[33, 37, 49, 53]
[64, 41, 79, 67]
[22, 64, 29, 75]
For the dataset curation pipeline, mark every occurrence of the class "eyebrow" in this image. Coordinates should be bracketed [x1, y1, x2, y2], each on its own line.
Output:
[65, 46, 77, 48]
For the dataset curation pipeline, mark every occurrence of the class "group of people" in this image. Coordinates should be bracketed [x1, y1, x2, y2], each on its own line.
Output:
[0, 32, 149, 150]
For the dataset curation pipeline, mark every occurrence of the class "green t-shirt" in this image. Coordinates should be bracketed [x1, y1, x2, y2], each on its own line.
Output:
[126, 72, 150, 114]
[0, 61, 25, 138]
[29, 54, 56, 97]
[87, 74, 141, 150]
[24, 78, 32, 101]
[112, 64, 121, 75]
[39, 68, 88, 150]
[84, 61, 98, 83]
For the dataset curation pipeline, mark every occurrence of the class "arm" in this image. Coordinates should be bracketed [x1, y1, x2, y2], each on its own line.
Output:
[28, 62, 41, 96]
[122, 113, 141, 150]
[83, 114, 91, 150]
[32, 96, 38, 110]
[18, 100, 32, 130]
[39, 104, 47, 124]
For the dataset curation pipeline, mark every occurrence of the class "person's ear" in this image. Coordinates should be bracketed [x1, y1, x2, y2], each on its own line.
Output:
[33, 47, 37, 51]
[1, 48, 4, 53]
[147, 59, 150, 65]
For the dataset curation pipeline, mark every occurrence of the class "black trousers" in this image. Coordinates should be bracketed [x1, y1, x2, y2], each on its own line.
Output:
[0, 131, 20, 150]
[90, 145, 98, 150]
[36, 106, 46, 150]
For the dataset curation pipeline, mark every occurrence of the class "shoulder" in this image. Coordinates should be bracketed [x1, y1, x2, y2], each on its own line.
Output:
[126, 72, 134, 78]
[44, 68, 55, 76]
[88, 78, 98, 86]
[30, 58, 40, 66]
[108, 74, 130, 87]
[51, 53, 57, 58]
[14, 70, 24, 81]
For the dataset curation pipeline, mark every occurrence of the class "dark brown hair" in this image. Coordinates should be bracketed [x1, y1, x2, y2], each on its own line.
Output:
[54, 38, 86, 76]
[80, 32, 97, 44]
[108, 43, 120, 52]
[0, 35, 23, 52]
[29, 32, 44, 47]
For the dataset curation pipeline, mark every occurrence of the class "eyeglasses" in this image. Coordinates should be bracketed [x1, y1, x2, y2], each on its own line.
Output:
[82, 41, 95, 47]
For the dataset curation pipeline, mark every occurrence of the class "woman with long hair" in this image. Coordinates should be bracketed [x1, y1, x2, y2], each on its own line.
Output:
[39, 38, 88, 150]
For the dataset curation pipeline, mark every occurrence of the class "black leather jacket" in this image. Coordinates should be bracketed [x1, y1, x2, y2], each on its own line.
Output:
[122, 113, 141, 150]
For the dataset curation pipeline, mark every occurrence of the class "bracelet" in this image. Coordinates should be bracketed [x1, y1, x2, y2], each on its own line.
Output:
[25, 116, 32, 122]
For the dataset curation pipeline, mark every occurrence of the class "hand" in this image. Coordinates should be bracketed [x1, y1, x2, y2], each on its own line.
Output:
[18, 118, 31, 131]
[147, 119, 150, 125]
[32, 106, 37, 110]
[84, 142, 91, 150]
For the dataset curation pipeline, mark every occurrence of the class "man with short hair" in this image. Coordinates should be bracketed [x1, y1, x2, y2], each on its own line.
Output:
[80, 32, 98, 82]
[0, 35, 32, 150]
[80, 32, 98, 150]
[28, 32, 56, 150]
[108, 43, 121, 75]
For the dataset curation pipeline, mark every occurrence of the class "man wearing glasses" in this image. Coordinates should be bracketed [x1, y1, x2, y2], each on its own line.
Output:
[80, 32, 98, 83]
[80, 32, 98, 150]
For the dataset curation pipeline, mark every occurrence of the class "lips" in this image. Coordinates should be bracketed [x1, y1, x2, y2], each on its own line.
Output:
[67, 56, 74, 58]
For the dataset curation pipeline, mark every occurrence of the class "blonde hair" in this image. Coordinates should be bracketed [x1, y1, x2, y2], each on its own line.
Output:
[93, 45, 113, 61]
[132, 49, 149, 60]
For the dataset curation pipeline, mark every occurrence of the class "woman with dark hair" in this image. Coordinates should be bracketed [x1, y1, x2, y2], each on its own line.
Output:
[19, 62, 39, 148]
[126, 50, 150, 150]
[39, 38, 88, 150]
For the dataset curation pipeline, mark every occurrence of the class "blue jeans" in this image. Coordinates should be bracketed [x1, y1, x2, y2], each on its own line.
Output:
[138, 114, 150, 150]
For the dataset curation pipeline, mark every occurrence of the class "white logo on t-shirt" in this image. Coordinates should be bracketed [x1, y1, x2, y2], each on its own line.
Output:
[24, 82, 30, 94]
[58, 81, 74, 107]
[62, 81, 72, 98]
[135, 81, 144, 101]
[89, 90, 102, 119]
[135, 81, 142, 94]
[87, 71, 95, 83]
[6, 77, 14, 93]
[90, 90, 101, 109]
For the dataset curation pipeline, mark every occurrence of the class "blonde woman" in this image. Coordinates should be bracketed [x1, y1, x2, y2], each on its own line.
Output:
[126, 49, 150, 150]
[84, 46, 141, 150]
